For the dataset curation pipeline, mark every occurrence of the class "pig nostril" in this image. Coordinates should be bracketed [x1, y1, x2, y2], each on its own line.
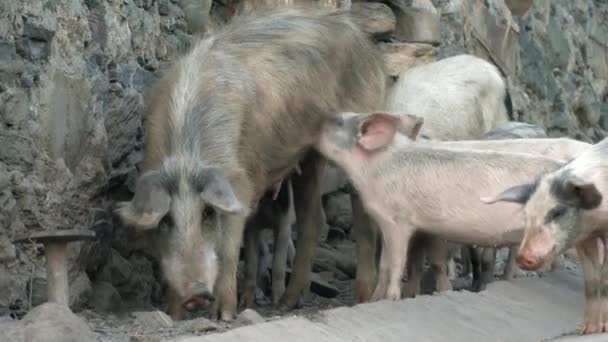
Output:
[200, 290, 215, 302]
[516, 253, 537, 270]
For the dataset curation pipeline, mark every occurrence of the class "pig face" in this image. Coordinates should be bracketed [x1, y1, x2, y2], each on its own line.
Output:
[482, 172, 602, 270]
[318, 111, 424, 161]
[115, 158, 243, 313]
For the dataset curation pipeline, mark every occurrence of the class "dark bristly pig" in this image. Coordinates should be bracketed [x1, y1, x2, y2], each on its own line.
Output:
[482, 137, 608, 334]
[315, 111, 562, 301]
[114, 8, 386, 320]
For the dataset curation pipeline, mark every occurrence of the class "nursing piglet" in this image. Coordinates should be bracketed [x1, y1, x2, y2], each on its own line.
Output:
[316, 112, 562, 300]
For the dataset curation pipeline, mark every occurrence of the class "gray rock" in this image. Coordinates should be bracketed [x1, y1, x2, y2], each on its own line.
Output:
[132, 310, 174, 329]
[69, 272, 92, 312]
[130, 335, 162, 342]
[105, 248, 133, 286]
[20, 302, 96, 342]
[27, 277, 47, 308]
[390, 0, 441, 46]
[179, 317, 220, 334]
[323, 192, 352, 232]
[483, 122, 547, 140]
[309, 272, 339, 298]
[89, 281, 126, 313]
[234, 308, 265, 327]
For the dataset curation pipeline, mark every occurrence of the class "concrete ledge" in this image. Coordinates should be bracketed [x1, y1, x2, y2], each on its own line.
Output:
[170, 271, 608, 342]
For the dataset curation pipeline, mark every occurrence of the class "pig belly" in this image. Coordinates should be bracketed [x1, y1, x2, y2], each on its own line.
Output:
[416, 205, 524, 247]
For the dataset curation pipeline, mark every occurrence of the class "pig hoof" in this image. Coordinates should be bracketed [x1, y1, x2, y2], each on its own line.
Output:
[277, 294, 299, 310]
[220, 310, 235, 322]
[578, 322, 602, 335]
[238, 292, 255, 310]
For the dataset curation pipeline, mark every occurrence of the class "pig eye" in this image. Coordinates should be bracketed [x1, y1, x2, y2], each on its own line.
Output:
[202, 206, 216, 220]
[546, 206, 567, 223]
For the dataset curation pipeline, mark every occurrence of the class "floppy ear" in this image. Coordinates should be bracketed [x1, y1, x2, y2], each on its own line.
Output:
[480, 183, 536, 205]
[561, 177, 602, 210]
[198, 167, 244, 213]
[114, 170, 171, 231]
[398, 114, 424, 140]
[356, 113, 399, 151]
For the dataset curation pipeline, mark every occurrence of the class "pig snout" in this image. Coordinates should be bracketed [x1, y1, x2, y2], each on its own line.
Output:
[183, 283, 215, 311]
[516, 248, 542, 270]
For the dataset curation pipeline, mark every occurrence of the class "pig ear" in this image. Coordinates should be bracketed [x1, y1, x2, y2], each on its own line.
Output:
[561, 178, 602, 210]
[356, 113, 399, 151]
[398, 114, 424, 140]
[198, 167, 244, 213]
[114, 171, 171, 231]
[480, 183, 536, 205]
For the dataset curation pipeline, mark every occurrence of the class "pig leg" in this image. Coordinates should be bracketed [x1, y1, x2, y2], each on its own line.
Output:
[352, 192, 379, 303]
[279, 151, 324, 309]
[460, 245, 472, 278]
[166, 286, 184, 320]
[403, 234, 426, 298]
[576, 236, 604, 334]
[370, 228, 390, 301]
[212, 175, 253, 321]
[479, 247, 496, 289]
[502, 246, 518, 280]
[240, 224, 259, 309]
[470, 246, 483, 292]
[429, 237, 453, 292]
[271, 180, 294, 306]
[383, 223, 413, 300]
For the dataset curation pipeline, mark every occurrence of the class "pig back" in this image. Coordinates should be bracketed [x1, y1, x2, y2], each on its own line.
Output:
[142, 8, 387, 194]
[384, 54, 508, 141]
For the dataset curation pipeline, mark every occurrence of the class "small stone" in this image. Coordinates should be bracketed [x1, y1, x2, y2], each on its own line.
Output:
[20, 74, 34, 88]
[327, 226, 346, 242]
[234, 308, 265, 327]
[323, 192, 352, 232]
[0, 237, 16, 262]
[132, 310, 174, 329]
[158, 0, 170, 15]
[309, 272, 339, 298]
[179, 317, 219, 333]
[130, 335, 162, 342]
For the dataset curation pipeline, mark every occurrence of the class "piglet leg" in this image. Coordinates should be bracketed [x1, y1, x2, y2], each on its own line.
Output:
[429, 237, 453, 292]
[576, 236, 604, 334]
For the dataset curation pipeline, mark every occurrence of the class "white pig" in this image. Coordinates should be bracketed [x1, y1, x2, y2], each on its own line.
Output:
[482, 137, 608, 334]
[316, 111, 562, 300]
[385, 54, 512, 141]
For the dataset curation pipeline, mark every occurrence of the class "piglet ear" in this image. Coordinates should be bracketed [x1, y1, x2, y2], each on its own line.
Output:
[356, 113, 399, 151]
[562, 177, 602, 210]
[398, 114, 424, 140]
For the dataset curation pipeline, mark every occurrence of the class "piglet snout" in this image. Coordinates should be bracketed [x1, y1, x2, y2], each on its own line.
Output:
[516, 249, 541, 270]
